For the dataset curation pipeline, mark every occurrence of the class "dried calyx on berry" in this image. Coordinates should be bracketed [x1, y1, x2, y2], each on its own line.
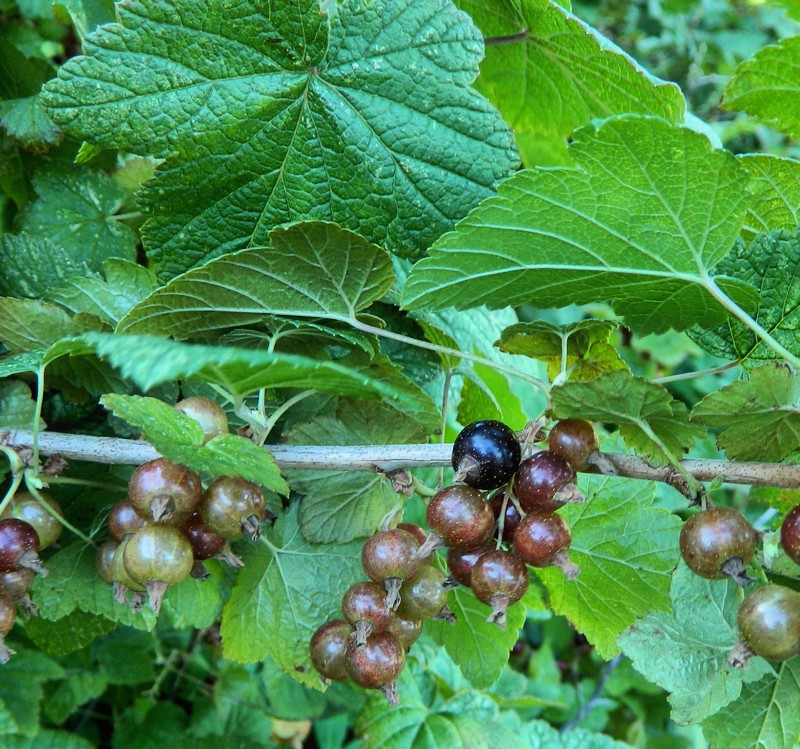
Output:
[451, 420, 521, 491]
[470, 550, 529, 630]
[361, 529, 421, 610]
[342, 581, 393, 647]
[128, 458, 202, 525]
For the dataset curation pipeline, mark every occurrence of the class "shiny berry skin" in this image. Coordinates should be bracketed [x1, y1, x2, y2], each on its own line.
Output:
[128, 459, 202, 524]
[388, 615, 423, 650]
[513, 452, 578, 513]
[107, 499, 147, 541]
[426, 485, 494, 550]
[397, 523, 427, 546]
[345, 631, 405, 689]
[309, 619, 353, 681]
[396, 565, 449, 620]
[547, 419, 599, 470]
[513, 512, 571, 568]
[175, 397, 229, 444]
[490, 492, 522, 543]
[362, 529, 420, 584]
[446, 544, 492, 587]
[0, 519, 41, 573]
[201, 476, 268, 540]
[95, 540, 119, 586]
[111, 538, 145, 593]
[181, 513, 226, 560]
[471, 550, 529, 629]
[0, 594, 15, 663]
[452, 420, 521, 490]
[679, 507, 756, 584]
[737, 585, 800, 661]
[2, 492, 63, 549]
[780, 505, 800, 565]
[0, 568, 35, 602]
[342, 582, 392, 645]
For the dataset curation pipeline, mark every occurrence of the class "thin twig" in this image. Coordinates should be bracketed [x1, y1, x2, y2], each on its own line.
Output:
[3, 430, 800, 489]
[560, 654, 623, 732]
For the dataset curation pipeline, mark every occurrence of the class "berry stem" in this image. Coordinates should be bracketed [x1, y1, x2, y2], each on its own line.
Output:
[0, 473, 23, 518]
[24, 480, 96, 547]
[653, 361, 740, 384]
[5, 430, 800, 489]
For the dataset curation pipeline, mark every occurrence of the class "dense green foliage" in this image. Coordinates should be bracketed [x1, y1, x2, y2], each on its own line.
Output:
[1, 0, 800, 747]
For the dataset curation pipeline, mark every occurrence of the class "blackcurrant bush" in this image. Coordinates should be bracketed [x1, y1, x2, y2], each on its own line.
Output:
[395, 565, 450, 621]
[128, 458, 202, 524]
[362, 529, 421, 609]
[490, 492, 522, 543]
[341, 581, 392, 646]
[0, 594, 16, 664]
[107, 499, 147, 541]
[679, 507, 756, 587]
[123, 525, 194, 614]
[95, 540, 119, 586]
[471, 550, 529, 629]
[513, 452, 584, 513]
[175, 396, 229, 444]
[729, 585, 800, 666]
[547, 419, 599, 471]
[452, 420, 521, 490]
[419, 485, 494, 556]
[0, 519, 46, 576]
[446, 543, 492, 587]
[513, 511, 580, 579]
[182, 513, 243, 568]
[780, 505, 800, 565]
[2, 492, 63, 549]
[201, 476, 269, 541]
[345, 631, 405, 706]
[309, 619, 354, 681]
[388, 615, 423, 650]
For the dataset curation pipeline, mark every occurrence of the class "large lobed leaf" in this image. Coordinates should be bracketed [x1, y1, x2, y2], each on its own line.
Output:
[535, 473, 682, 660]
[43, 0, 518, 278]
[403, 116, 759, 334]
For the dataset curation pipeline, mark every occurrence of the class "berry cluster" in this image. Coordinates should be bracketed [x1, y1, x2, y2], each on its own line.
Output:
[0, 491, 62, 662]
[95, 397, 270, 614]
[309, 418, 594, 704]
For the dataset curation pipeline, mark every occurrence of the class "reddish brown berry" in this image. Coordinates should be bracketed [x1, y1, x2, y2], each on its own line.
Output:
[175, 397, 229, 444]
[780, 505, 800, 565]
[421, 485, 493, 555]
[513, 452, 584, 513]
[513, 512, 579, 579]
[547, 419, 599, 470]
[470, 550, 529, 629]
[310, 619, 354, 681]
[128, 459, 202, 525]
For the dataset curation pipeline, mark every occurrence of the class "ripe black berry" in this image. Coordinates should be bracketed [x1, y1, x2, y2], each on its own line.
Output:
[201, 476, 269, 541]
[341, 581, 392, 646]
[0, 594, 16, 663]
[729, 585, 800, 666]
[513, 511, 580, 579]
[452, 420, 521, 490]
[361, 529, 421, 609]
[679, 507, 756, 586]
[780, 505, 800, 565]
[420, 485, 494, 556]
[129, 458, 202, 524]
[395, 565, 450, 621]
[2, 492, 63, 549]
[310, 619, 354, 681]
[0, 519, 46, 576]
[470, 550, 529, 629]
[123, 525, 194, 613]
[345, 631, 405, 705]
[513, 452, 584, 513]
[547, 419, 599, 470]
[175, 396, 229, 444]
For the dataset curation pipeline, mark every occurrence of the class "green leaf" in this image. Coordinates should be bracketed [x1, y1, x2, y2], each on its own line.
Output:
[43, 0, 517, 278]
[0, 233, 92, 299]
[4, 730, 96, 749]
[0, 379, 39, 429]
[18, 166, 138, 270]
[261, 658, 326, 720]
[55, 0, 115, 39]
[0, 298, 88, 353]
[0, 351, 45, 379]
[535, 473, 681, 659]
[86, 334, 439, 430]
[688, 230, 800, 369]
[618, 562, 772, 725]
[403, 116, 758, 334]
[740, 155, 800, 240]
[100, 393, 289, 494]
[163, 560, 230, 629]
[0, 95, 61, 152]
[457, 0, 683, 163]
[48, 259, 158, 327]
[723, 36, 800, 140]
[285, 400, 426, 543]
[45, 661, 110, 724]
[30, 542, 157, 631]
[0, 648, 65, 736]
[550, 370, 705, 465]
[701, 660, 800, 749]
[691, 363, 800, 462]
[497, 320, 627, 381]
[457, 369, 502, 425]
[23, 609, 115, 657]
[119, 222, 395, 337]
[220, 503, 363, 686]
[521, 719, 634, 749]
[426, 585, 527, 689]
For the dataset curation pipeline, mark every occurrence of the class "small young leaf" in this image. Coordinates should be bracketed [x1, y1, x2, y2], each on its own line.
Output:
[536, 473, 681, 660]
[0, 379, 40, 429]
[0, 298, 90, 353]
[0, 95, 61, 152]
[691, 363, 800, 462]
[550, 370, 705, 465]
[618, 563, 771, 725]
[723, 36, 800, 139]
[403, 116, 758, 334]
[101, 394, 289, 494]
[219, 504, 363, 687]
